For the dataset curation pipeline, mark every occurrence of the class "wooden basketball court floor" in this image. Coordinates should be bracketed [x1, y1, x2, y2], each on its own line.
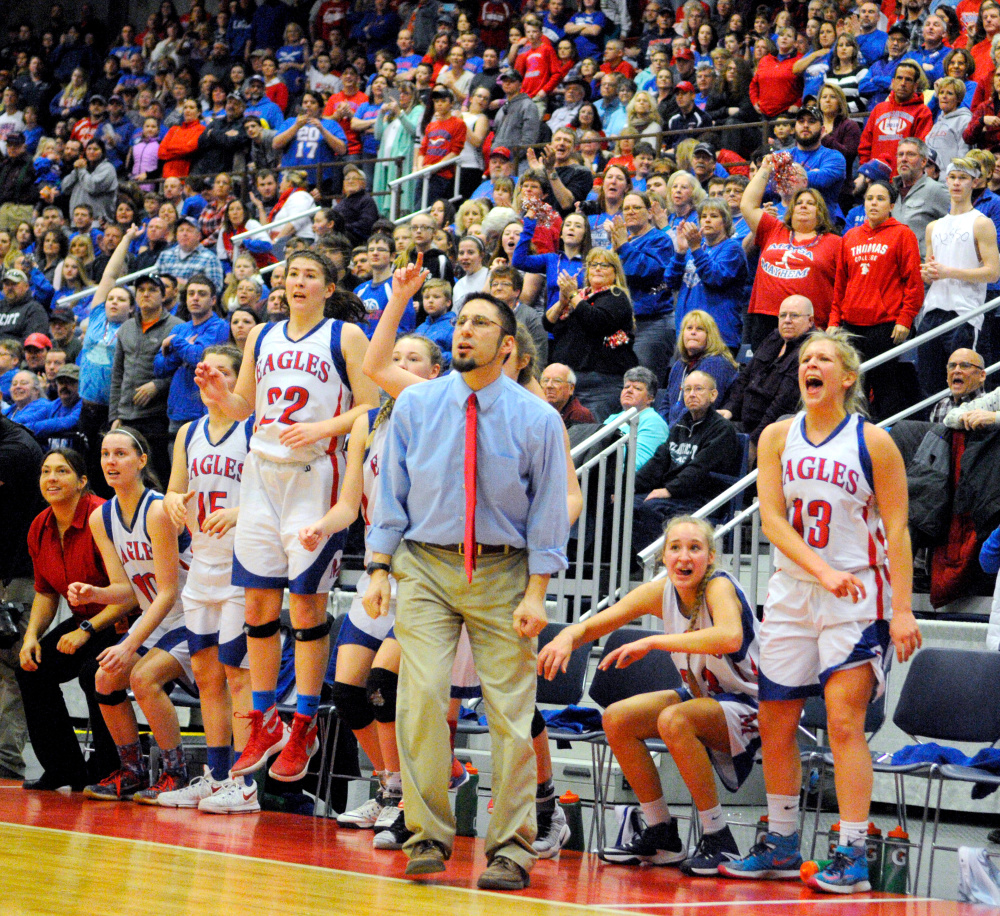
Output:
[0, 782, 986, 916]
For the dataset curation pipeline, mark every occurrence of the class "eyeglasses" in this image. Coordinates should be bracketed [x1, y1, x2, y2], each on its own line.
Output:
[947, 360, 984, 371]
[778, 311, 808, 320]
[541, 377, 569, 387]
[455, 314, 502, 331]
[683, 385, 711, 394]
[490, 280, 514, 290]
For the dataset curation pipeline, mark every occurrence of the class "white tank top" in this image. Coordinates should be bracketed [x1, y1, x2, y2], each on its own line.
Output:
[251, 318, 354, 464]
[660, 570, 760, 703]
[776, 411, 887, 580]
[183, 416, 252, 567]
[102, 489, 189, 624]
[924, 209, 988, 329]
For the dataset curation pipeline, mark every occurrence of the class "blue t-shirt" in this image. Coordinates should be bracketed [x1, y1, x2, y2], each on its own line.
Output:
[277, 116, 348, 181]
[568, 12, 605, 60]
[355, 277, 417, 339]
[277, 43, 307, 96]
[354, 102, 383, 157]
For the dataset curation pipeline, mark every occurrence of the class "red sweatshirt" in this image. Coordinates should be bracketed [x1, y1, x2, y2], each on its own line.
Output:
[858, 94, 933, 175]
[748, 54, 803, 118]
[829, 218, 924, 329]
[515, 39, 562, 98]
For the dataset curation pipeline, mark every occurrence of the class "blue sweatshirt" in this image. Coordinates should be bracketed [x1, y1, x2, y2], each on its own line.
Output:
[512, 218, 586, 312]
[617, 226, 676, 319]
[414, 311, 457, 370]
[790, 144, 847, 221]
[859, 56, 904, 106]
[153, 313, 230, 423]
[664, 237, 749, 349]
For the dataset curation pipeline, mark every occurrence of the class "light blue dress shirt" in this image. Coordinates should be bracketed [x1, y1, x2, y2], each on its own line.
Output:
[368, 371, 570, 576]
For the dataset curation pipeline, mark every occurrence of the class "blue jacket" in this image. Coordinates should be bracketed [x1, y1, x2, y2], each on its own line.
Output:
[657, 354, 740, 427]
[4, 398, 49, 426]
[909, 46, 948, 84]
[617, 227, 675, 318]
[23, 396, 82, 443]
[790, 145, 846, 221]
[859, 56, 904, 106]
[664, 238, 748, 348]
[414, 311, 456, 370]
[512, 218, 586, 311]
[0, 367, 14, 399]
[856, 30, 887, 66]
[153, 313, 230, 423]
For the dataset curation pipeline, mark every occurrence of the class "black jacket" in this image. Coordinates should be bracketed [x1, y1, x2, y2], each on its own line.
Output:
[194, 117, 251, 175]
[0, 151, 37, 207]
[722, 329, 808, 444]
[0, 294, 49, 342]
[636, 405, 741, 499]
[0, 414, 44, 581]
[543, 286, 638, 378]
[334, 190, 380, 247]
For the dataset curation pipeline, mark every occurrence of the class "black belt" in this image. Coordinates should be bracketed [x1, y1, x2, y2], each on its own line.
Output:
[635, 312, 672, 322]
[418, 542, 518, 557]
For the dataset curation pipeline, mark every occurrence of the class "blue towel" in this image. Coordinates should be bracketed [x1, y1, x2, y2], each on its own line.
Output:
[891, 743, 1000, 798]
[540, 705, 604, 734]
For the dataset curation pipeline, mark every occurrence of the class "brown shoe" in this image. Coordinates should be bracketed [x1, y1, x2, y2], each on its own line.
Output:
[477, 855, 530, 890]
[404, 840, 447, 876]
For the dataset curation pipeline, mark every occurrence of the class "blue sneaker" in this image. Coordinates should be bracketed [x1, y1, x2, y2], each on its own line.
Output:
[806, 845, 872, 894]
[718, 831, 803, 879]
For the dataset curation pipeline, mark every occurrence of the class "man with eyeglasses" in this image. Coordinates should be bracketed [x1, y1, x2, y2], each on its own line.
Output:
[719, 296, 814, 464]
[540, 363, 595, 428]
[356, 232, 416, 339]
[406, 214, 454, 294]
[365, 290, 569, 891]
[630, 369, 741, 552]
[928, 348, 987, 423]
[488, 265, 547, 365]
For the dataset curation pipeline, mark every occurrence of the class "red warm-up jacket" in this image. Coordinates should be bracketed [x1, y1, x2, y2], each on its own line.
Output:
[829, 217, 924, 329]
[748, 53, 803, 117]
[858, 94, 933, 175]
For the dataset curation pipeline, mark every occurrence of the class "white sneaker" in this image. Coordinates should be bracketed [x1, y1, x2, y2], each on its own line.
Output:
[337, 794, 384, 829]
[373, 794, 402, 831]
[157, 765, 225, 808]
[198, 776, 260, 814]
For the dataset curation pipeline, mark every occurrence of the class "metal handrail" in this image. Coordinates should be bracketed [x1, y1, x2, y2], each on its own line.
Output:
[638, 293, 1000, 571]
[232, 206, 320, 242]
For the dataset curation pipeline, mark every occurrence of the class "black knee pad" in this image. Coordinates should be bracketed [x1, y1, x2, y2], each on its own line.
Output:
[244, 619, 280, 639]
[531, 706, 546, 739]
[294, 615, 332, 642]
[330, 681, 375, 731]
[366, 667, 398, 724]
[95, 689, 128, 706]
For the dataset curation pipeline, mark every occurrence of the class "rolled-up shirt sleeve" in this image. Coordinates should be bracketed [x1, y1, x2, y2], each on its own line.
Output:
[525, 408, 570, 576]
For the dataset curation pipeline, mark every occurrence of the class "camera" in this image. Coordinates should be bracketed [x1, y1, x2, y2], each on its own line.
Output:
[0, 602, 23, 649]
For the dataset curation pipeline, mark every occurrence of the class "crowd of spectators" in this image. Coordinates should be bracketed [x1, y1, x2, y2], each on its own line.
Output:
[4, 0, 1000, 600]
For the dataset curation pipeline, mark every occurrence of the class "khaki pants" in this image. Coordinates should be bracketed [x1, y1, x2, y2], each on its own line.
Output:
[0, 204, 35, 233]
[0, 578, 32, 778]
[393, 541, 538, 872]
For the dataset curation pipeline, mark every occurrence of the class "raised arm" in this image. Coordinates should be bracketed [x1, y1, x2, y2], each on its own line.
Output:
[740, 154, 773, 238]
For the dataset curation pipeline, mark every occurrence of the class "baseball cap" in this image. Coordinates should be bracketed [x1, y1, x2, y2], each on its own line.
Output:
[247, 74, 266, 84]
[796, 106, 821, 122]
[887, 23, 910, 38]
[674, 47, 695, 61]
[109, 94, 125, 105]
[692, 142, 715, 158]
[89, 94, 107, 105]
[499, 67, 523, 81]
[6, 131, 25, 146]
[135, 273, 166, 293]
[675, 80, 695, 93]
[49, 307, 76, 324]
[2, 268, 28, 283]
[858, 158, 892, 182]
[55, 363, 80, 382]
[177, 215, 201, 230]
[227, 91, 246, 103]
[24, 333, 53, 350]
[490, 146, 512, 161]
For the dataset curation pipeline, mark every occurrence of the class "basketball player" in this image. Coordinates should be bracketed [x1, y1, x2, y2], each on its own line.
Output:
[719, 329, 921, 893]
[68, 427, 195, 803]
[157, 345, 258, 813]
[195, 250, 378, 783]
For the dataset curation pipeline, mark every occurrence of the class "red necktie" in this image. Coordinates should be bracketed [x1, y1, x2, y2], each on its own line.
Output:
[464, 393, 478, 583]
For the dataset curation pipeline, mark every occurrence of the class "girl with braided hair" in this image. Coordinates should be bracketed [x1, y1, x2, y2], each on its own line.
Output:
[538, 515, 761, 875]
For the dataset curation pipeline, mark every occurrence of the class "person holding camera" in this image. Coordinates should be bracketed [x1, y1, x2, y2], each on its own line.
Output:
[0, 413, 45, 780]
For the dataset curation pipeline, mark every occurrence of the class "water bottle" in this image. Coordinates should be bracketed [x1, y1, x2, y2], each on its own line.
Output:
[755, 814, 770, 845]
[827, 821, 840, 859]
[880, 826, 910, 894]
[560, 790, 585, 852]
[455, 764, 479, 837]
[866, 822, 884, 890]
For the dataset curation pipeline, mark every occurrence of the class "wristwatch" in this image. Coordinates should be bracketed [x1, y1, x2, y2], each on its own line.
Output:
[366, 562, 392, 576]
[79, 619, 96, 636]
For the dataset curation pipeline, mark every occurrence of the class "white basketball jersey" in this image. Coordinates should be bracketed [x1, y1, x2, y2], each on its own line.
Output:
[776, 412, 887, 580]
[184, 416, 252, 566]
[661, 570, 760, 702]
[361, 408, 387, 560]
[251, 318, 354, 464]
[102, 489, 189, 621]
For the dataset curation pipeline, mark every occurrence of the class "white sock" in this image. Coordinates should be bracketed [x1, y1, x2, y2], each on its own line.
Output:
[766, 794, 800, 837]
[699, 804, 726, 835]
[839, 819, 868, 849]
[640, 797, 671, 827]
[385, 771, 402, 793]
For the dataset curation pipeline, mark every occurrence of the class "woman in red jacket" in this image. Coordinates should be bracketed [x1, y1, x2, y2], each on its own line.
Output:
[157, 98, 205, 180]
[829, 180, 923, 421]
[748, 27, 803, 118]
